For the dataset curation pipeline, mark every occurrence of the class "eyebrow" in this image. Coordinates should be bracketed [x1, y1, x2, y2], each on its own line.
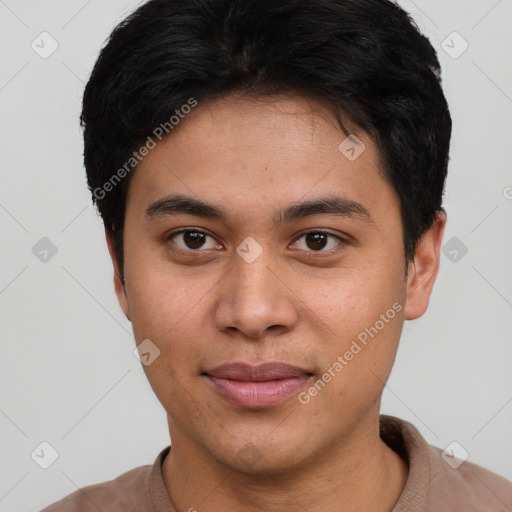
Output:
[145, 193, 373, 225]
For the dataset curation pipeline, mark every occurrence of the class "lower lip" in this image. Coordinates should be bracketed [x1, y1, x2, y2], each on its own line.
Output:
[205, 374, 312, 408]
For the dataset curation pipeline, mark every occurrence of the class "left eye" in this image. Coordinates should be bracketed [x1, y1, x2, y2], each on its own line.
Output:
[291, 231, 343, 252]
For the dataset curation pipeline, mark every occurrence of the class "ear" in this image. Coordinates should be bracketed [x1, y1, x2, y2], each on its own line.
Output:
[105, 228, 131, 321]
[404, 211, 446, 320]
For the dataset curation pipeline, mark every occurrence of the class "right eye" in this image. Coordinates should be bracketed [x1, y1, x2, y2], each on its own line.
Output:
[166, 229, 223, 252]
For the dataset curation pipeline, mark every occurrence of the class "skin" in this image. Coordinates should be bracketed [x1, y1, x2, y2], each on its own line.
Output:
[106, 93, 446, 512]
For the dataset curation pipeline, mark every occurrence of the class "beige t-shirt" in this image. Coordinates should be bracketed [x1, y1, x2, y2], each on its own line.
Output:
[41, 415, 512, 511]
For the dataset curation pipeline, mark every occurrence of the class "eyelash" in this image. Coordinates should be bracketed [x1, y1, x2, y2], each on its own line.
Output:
[166, 228, 346, 255]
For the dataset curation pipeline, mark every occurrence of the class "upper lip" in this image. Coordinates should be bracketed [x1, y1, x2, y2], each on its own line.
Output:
[204, 362, 312, 382]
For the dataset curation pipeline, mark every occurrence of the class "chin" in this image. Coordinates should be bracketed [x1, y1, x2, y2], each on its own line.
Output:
[216, 432, 315, 476]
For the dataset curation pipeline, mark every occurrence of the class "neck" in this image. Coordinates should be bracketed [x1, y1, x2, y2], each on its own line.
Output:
[162, 414, 408, 512]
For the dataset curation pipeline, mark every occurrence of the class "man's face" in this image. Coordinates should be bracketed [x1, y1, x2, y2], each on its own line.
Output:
[113, 94, 430, 472]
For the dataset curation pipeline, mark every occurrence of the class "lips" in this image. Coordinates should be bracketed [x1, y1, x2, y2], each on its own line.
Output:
[203, 362, 313, 408]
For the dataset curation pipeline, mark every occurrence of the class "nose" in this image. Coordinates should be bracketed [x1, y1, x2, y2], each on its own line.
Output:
[213, 249, 299, 340]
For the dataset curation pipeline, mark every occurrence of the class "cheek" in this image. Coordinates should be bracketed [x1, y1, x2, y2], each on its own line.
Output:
[123, 261, 209, 379]
[301, 261, 406, 396]
[124, 238, 200, 328]
[301, 301, 404, 429]
[301, 256, 405, 331]
[126, 268, 212, 419]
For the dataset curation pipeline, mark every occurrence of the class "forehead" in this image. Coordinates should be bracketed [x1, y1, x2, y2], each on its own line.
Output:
[126, 93, 398, 224]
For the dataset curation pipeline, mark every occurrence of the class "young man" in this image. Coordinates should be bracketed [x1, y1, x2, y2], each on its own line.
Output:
[42, 0, 512, 510]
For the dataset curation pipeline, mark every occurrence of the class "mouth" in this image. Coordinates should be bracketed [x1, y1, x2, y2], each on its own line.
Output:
[202, 362, 314, 408]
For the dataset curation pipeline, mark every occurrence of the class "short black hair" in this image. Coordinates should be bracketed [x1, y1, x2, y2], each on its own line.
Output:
[81, 0, 451, 273]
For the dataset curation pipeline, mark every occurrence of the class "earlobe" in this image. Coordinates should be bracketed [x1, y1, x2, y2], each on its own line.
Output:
[404, 211, 447, 321]
[105, 228, 131, 322]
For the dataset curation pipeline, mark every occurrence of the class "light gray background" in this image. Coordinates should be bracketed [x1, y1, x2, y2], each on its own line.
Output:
[1, 0, 511, 510]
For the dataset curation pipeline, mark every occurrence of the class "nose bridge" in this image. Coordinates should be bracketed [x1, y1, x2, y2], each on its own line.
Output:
[231, 243, 280, 309]
[234, 252, 273, 297]
[214, 242, 298, 338]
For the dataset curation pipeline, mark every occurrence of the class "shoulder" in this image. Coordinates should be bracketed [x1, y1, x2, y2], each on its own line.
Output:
[380, 415, 512, 512]
[40, 463, 153, 512]
[427, 444, 512, 511]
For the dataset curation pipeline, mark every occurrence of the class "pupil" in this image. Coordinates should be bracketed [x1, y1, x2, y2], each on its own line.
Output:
[184, 232, 205, 249]
[306, 232, 327, 250]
